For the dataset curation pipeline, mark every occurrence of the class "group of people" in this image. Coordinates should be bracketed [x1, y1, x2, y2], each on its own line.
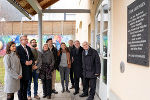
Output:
[3, 35, 101, 100]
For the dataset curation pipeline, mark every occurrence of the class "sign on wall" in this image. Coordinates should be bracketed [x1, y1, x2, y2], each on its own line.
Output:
[127, 0, 150, 66]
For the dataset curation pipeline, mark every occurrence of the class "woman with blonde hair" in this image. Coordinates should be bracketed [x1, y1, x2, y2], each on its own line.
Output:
[39, 43, 54, 99]
[57, 42, 71, 93]
[3, 41, 22, 100]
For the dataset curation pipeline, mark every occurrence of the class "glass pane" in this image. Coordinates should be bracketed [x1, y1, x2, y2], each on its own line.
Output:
[102, 59, 107, 84]
[103, 31, 108, 57]
[96, 34, 100, 54]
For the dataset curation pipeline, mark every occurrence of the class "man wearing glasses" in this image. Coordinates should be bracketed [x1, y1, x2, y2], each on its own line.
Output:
[16, 35, 34, 100]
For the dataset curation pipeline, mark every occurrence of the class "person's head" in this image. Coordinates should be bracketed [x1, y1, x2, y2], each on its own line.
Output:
[6, 41, 16, 54]
[82, 41, 89, 50]
[74, 40, 80, 49]
[30, 39, 37, 48]
[46, 38, 53, 47]
[20, 35, 28, 46]
[68, 40, 73, 47]
[60, 42, 67, 50]
[43, 43, 49, 51]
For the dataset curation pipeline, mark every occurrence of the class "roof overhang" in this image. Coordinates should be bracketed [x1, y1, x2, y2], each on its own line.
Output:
[43, 9, 91, 13]
[7, 0, 59, 19]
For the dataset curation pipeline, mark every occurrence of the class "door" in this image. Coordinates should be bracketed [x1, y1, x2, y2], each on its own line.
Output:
[95, 0, 110, 100]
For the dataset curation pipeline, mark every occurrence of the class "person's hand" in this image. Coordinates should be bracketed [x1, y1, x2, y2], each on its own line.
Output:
[72, 57, 74, 63]
[25, 61, 30, 66]
[35, 61, 37, 64]
[95, 74, 100, 76]
[32, 65, 38, 70]
[18, 75, 22, 79]
[29, 60, 33, 65]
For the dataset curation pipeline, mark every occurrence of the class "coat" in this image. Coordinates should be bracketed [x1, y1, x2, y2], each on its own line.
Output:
[16, 45, 34, 80]
[57, 50, 71, 68]
[71, 46, 83, 77]
[3, 52, 22, 93]
[31, 48, 42, 74]
[50, 46, 59, 71]
[82, 47, 101, 78]
[39, 50, 55, 79]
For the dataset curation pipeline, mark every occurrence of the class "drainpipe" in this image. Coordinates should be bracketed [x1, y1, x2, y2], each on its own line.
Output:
[38, 13, 42, 52]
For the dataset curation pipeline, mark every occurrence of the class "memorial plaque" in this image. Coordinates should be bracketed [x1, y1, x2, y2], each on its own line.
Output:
[127, 0, 150, 66]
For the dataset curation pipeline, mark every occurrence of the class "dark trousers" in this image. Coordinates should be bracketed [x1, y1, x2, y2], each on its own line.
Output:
[70, 67, 74, 86]
[18, 79, 29, 100]
[74, 74, 83, 92]
[27, 70, 39, 96]
[7, 93, 14, 100]
[83, 78, 96, 99]
[42, 78, 52, 96]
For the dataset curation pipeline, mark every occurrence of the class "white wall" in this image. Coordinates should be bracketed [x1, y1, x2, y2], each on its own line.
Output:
[110, 0, 150, 100]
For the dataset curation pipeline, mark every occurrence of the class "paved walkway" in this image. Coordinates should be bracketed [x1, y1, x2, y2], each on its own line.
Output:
[0, 82, 100, 100]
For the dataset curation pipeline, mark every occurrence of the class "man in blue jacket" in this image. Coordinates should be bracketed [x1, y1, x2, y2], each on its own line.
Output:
[79, 41, 101, 100]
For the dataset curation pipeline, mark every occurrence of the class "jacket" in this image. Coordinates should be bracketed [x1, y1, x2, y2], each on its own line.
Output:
[50, 45, 59, 70]
[82, 47, 101, 78]
[57, 50, 71, 68]
[39, 50, 54, 79]
[16, 44, 34, 80]
[71, 46, 83, 77]
[3, 52, 22, 93]
[31, 48, 42, 73]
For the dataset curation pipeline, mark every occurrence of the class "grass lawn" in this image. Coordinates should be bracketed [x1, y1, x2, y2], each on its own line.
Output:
[56, 70, 60, 83]
[0, 57, 5, 85]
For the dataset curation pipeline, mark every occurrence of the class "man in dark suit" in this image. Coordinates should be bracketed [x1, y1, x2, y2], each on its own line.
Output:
[16, 35, 34, 100]
[71, 40, 83, 95]
[79, 41, 101, 100]
[68, 40, 75, 89]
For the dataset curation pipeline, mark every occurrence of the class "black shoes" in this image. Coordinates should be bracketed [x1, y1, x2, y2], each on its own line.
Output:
[86, 97, 94, 100]
[47, 95, 51, 99]
[61, 88, 65, 93]
[73, 91, 79, 95]
[70, 85, 75, 89]
[66, 89, 70, 93]
[79, 93, 88, 97]
[61, 88, 70, 93]
[52, 89, 58, 94]
[43, 95, 47, 98]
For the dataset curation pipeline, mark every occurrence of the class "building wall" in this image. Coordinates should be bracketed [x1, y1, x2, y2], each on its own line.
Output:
[110, 0, 150, 100]
[75, 0, 100, 45]
[0, 21, 75, 35]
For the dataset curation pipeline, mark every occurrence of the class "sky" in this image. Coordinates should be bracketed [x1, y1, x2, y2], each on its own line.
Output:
[0, 0, 78, 21]
[51, 0, 78, 9]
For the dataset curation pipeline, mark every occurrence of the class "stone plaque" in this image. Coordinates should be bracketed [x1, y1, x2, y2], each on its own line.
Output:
[127, 0, 150, 66]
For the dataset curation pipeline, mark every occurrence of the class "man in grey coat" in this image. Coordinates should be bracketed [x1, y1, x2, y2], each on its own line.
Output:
[27, 39, 42, 100]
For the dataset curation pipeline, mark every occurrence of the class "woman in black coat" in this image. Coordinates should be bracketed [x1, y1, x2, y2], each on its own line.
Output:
[71, 40, 83, 95]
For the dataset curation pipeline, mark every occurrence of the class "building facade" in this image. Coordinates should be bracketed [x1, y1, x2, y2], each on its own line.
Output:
[75, 0, 150, 100]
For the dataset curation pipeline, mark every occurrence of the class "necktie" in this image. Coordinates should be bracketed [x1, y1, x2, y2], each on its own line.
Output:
[24, 47, 29, 60]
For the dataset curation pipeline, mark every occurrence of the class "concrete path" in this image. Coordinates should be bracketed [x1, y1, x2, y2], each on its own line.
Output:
[0, 81, 100, 100]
